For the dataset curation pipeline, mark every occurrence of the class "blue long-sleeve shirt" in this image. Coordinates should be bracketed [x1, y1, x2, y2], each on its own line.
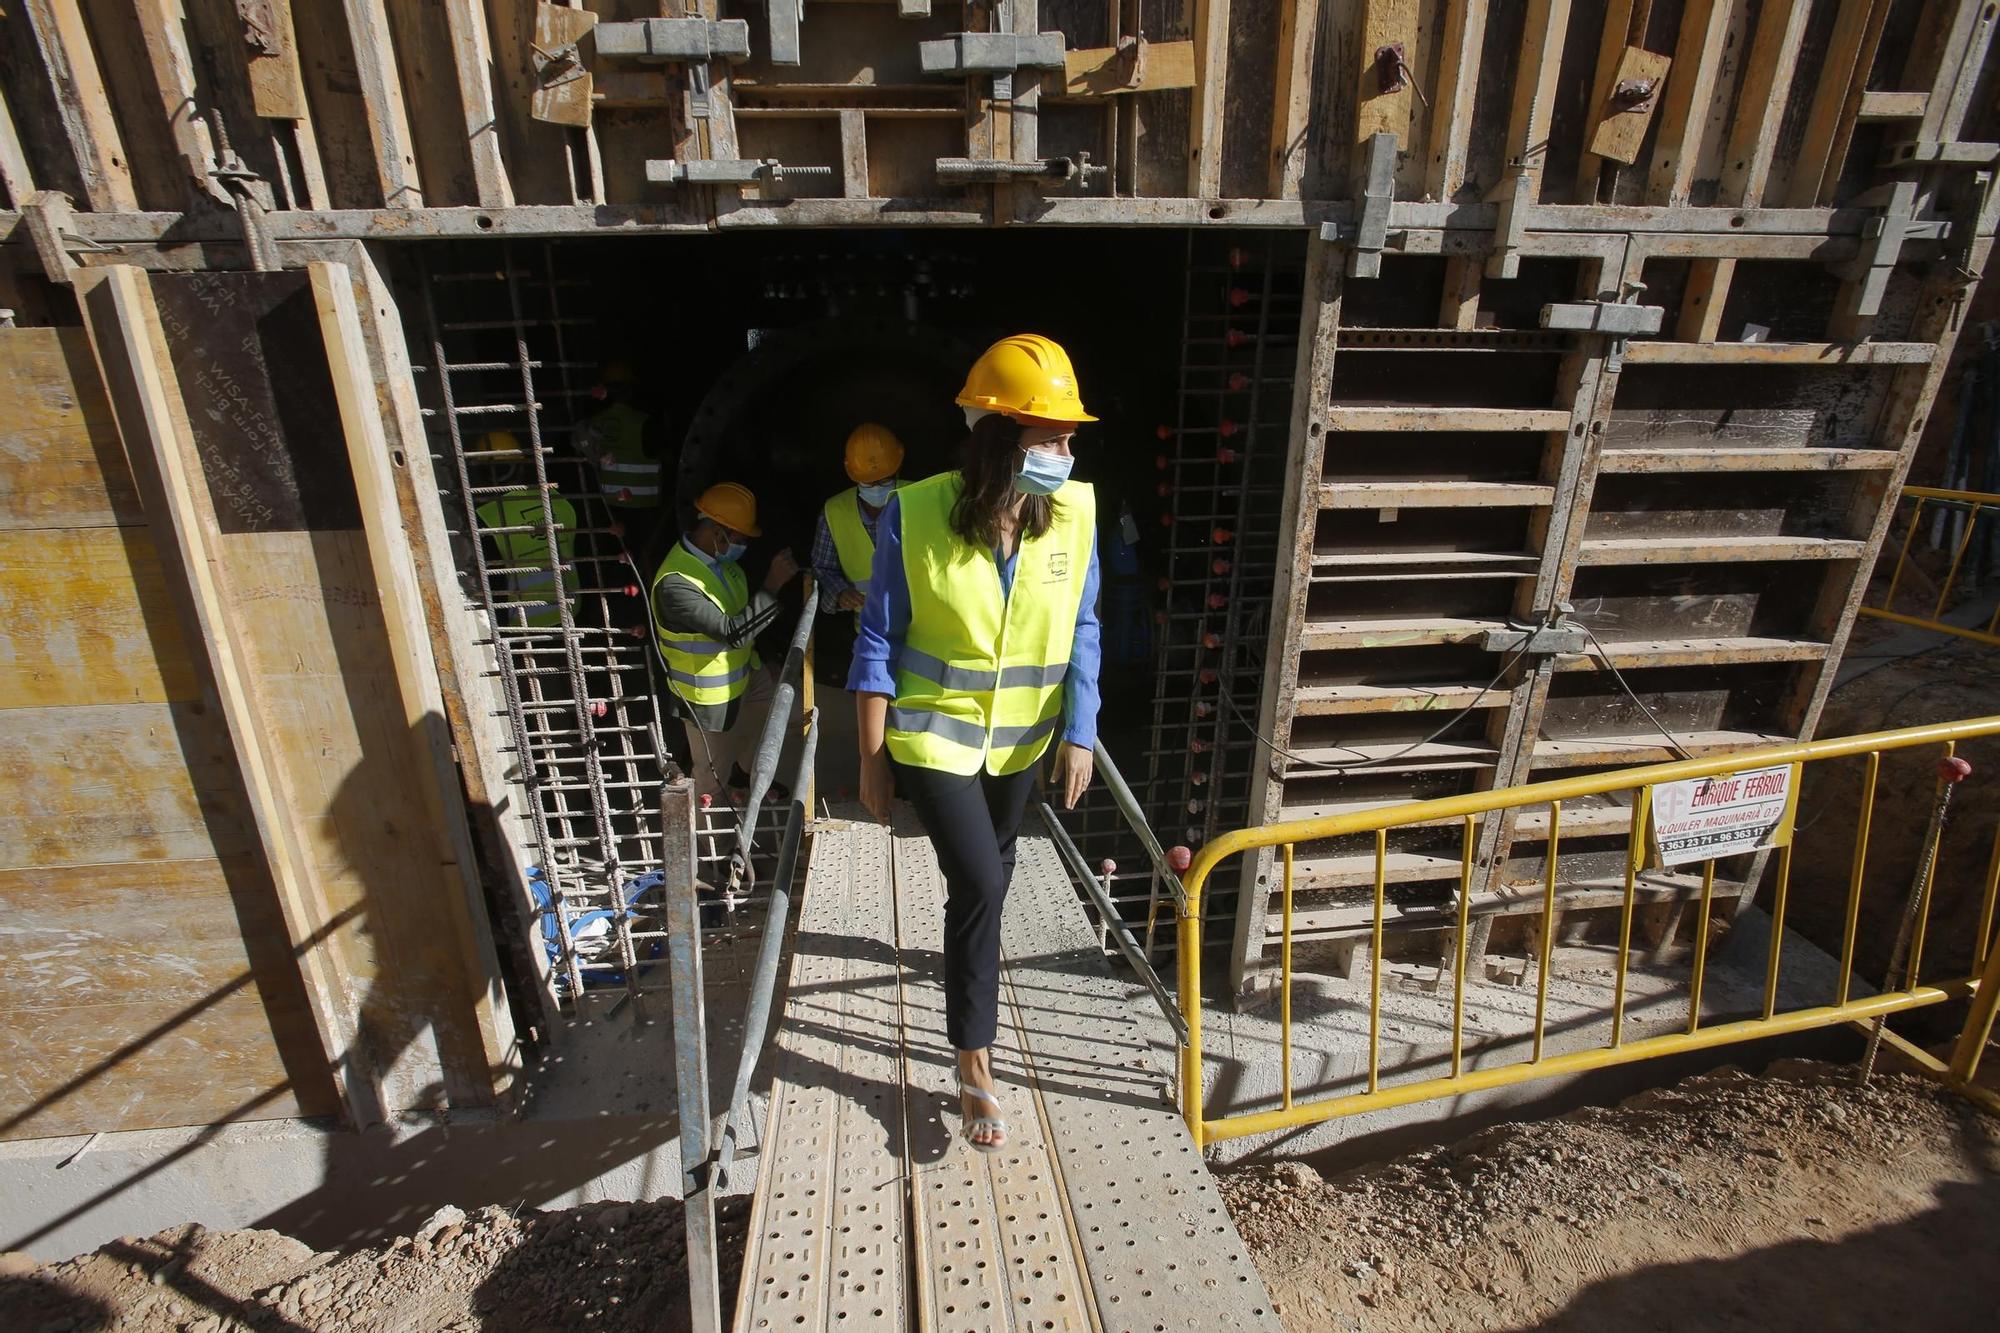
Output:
[846, 493, 1102, 749]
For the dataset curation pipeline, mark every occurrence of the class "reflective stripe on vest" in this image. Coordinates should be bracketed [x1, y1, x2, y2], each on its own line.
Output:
[884, 471, 1094, 776]
[823, 484, 900, 592]
[652, 542, 755, 707]
[582, 402, 660, 509]
[475, 489, 579, 628]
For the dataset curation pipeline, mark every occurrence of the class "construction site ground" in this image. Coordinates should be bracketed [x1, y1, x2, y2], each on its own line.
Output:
[1219, 1060, 2000, 1333]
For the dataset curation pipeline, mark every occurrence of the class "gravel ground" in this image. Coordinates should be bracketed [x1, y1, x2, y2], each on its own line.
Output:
[1, 1196, 749, 1333]
[1218, 1059, 2000, 1331]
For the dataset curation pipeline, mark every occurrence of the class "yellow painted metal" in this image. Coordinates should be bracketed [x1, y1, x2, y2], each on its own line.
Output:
[1612, 786, 1651, 1047]
[1949, 924, 2000, 1085]
[1838, 751, 1882, 1007]
[1977, 822, 2000, 973]
[1882, 495, 1926, 607]
[1194, 983, 1976, 1145]
[1533, 802, 1561, 1062]
[1859, 605, 2000, 649]
[1280, 843, 1294, 1112]
[1688, 860, 1716, 1034]
[1862, 487, 2000, 647]
[1368, 829, 1386, 1095]
[1451, 816, 1473, 1079]
[1930, 502, 1985, 620]
[1764, 841, 1794, 1020]
[1172, 715, 2000, 1147]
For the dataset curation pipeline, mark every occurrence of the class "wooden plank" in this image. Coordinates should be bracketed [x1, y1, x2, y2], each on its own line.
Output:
[1355, 0, 1420, 154]
[1267, 5, 1314, 197]
[0, 77, 38, 206]
[240, 0, 309, 119]
[838, 108, 869, 199]
[1532, 730, 1790, 765]
[1624, 340, 1936, 365]
[309, 260, 517, 1096]
[0, 527, 199, 707]
[440, 0, 511, 206]
[0, 700, 253, 867]
[343, 0, 424, 205]
[1782, 0, 1889, 207]
[1486, 0, 1571, 276]
[1061, 39, 1196, 96]
[0, 327, 142, 530]
[1439, 254, 1483, 329]
[19, 0, 139, 211]
[1295, 682, 1511, 716]
[1302, 616, 1513, 650]
[1320, 480, 1557, 508]
[77, 265, 378, 1126]
[1911, 0, 1997, 146]
[1554, 635, 1829, 669]
[1576, 534, 1868, 564]
[1646, 0, 1729, 203]
[1596, 445, 1898, 473]
[1587, 46, 1672, 166]
[1327, 406, 1573, 432]
[126, 0, 228, 204]
[1189, 0, 1230, 196]
[1423, 0, 1488, 203]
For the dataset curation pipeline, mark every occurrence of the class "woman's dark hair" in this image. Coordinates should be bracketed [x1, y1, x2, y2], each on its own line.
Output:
[951, 412, 1057, 548]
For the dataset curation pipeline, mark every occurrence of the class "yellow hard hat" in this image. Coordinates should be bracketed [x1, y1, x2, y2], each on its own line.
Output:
[694, 481, 761, 537]
[476, 430, 525, 458]
[600, 360, 636, 386]
[955, 333, 1097, 424]
[844, 422, 905, 483]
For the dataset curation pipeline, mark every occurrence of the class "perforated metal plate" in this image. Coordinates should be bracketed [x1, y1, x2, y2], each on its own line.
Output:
[737, 813, 1278, 1331]
[735, 819, 906, 1332]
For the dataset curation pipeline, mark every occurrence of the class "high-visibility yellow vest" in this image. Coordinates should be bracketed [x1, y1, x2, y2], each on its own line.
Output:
[580, 401, 660, 510]
[885, 472, 1094, 776]
[823, 483, 901, 597]
[652, 541, 757, 707]
[475, 489, 578, 629]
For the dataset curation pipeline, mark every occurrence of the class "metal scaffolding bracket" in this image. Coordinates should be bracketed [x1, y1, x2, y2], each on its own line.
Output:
[936, 153, 1106, 186]
[595, 18, 751, 63]
[1832, 178, 1922, 326]
[898, 0, 931, 15]
[767, 0, 801, 66]
[920, 30, 1066, 99]
[1884, 139, 2000, 167]
[645, 158, 834, 186]
[1542, 289, 1663, 370]
[1319, 132, 1397, 278]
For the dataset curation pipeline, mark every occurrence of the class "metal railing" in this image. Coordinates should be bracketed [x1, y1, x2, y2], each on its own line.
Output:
[1863, 486, 2000, 646]
[1173, 716, 2000, 1149]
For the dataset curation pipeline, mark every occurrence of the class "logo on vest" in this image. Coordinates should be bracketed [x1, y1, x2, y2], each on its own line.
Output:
[1045, 551, 1070, 582]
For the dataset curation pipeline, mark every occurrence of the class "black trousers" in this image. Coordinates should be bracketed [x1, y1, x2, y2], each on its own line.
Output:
[892, 758, 1039, 1051]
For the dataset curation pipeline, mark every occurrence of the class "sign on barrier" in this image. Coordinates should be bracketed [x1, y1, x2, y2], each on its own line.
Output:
[1649, 763, 1800, 867]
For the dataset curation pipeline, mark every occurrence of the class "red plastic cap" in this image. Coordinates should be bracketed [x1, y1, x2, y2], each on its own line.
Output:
[1156, 425, 1173, 441]
[1226, 328, 1250, 348]
[1200, 669, 1219, 685]
[1227, 247, 1248, 269]
[624, 584, 640, 597]
[1212, 526, 1234, 544]
[1203, 632, 1222, 649]
[1940, 756, 1974, 784]
[1217, 447, 1238, 465]
[1208, 594, 1228, 610]
[1228, 372, 1251, 392]
[609, 520, 625, 539]
[1191, 739, 1210, 754]
[1228, 287, 1253, 308]
[617, 487, 633, 502]
[1156, 577, 1173, 593]
[1155, 453, 1170, 470]
[1212, 559, 1232, 575]
[1156, 481, 1171, 498]
[699, 793, 714, 808]
[1100, 858, 1117, 875]
[1168, 845, 1193, 873]
[1160, 513, 1175, 527]
[1218, 419, 1239, 438]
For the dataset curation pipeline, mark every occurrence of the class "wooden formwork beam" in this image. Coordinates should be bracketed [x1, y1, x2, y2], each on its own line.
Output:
[1677, 0, 1813, 342]
[1229, 236, 1342, 997]
[444, 0, 513, 208]
[342, 0, 423, 207]
[1190, 0, 1231, 197]
[1487, 0, 1572, 278]
[1573, 0, 1648, 200]
[1268, 0, 1317, 198]
[1782, 0, 1890, 207]
[1424, 0, 1487, 204]
[19, 0, 138, 212]
[1646, 0, 1732, 205]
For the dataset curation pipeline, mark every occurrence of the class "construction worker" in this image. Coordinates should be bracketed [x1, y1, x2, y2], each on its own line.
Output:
[812, 422, 905, 616]
[576, 360, 666, 560]
[651, 482, 801, 805]
[471, 431, 579, 630]
[850, 334, 1101, 1155]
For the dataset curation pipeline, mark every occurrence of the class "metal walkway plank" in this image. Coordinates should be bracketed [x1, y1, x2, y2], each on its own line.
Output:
[1001, 827, 1283, 1332]
[735, 819, 907, 1332]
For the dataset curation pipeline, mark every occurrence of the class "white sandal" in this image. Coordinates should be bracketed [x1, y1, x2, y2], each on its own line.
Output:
[956, 1075, 1008, 1154]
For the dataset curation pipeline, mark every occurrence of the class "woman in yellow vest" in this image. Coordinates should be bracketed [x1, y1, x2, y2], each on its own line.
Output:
[850, 335, 1102, 1154]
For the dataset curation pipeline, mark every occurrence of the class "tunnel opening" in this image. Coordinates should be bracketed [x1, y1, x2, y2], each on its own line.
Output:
[395, 227, 1305, 1018]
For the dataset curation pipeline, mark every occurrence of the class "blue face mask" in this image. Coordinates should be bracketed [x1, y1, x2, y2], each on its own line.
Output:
[720, 540, 747, 564]
[1015, 448, 1073, 496]
[857, 481, 897, 507]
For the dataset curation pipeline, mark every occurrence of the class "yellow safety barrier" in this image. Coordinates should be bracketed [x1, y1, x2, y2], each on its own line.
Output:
[1863, 486, 2000, 647]
[1175, 716, 2000, 1149]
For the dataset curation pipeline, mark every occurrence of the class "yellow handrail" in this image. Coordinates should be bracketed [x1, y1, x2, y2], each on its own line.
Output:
[1175, 714, 2000, 1149]
[1866, 485, 2000, 647]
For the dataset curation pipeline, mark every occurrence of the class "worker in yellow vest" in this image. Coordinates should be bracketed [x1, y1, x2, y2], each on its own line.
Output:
[811, 422, 904, 616]
[651, 482, 800, 806]
[471, 431, 579, 630]
[577, 360, 666, 559]
[849, 335, 1102, 1155]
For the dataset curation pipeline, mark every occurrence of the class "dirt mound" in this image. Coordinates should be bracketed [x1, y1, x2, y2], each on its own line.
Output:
[1220, 1060, 2000, 1331]
[1, 1196, 749, 1333]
